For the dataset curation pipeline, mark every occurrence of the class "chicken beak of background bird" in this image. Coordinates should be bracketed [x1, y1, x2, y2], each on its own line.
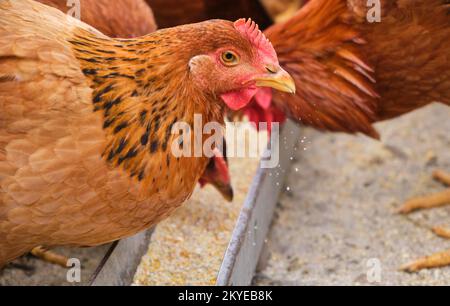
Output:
[253, 66, 296, 94]
[214, 183, 234, 202]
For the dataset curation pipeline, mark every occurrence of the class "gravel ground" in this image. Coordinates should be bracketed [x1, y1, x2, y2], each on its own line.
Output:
[254, 103, 450, 286]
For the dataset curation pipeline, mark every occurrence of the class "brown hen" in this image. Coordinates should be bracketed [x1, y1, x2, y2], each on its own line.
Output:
[23, 0, 234, 267]
[0, 0, 295, 266]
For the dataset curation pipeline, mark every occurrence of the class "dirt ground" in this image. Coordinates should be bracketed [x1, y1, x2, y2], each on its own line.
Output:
[254, 103, 450, 286]
[0, 245, 110, 286]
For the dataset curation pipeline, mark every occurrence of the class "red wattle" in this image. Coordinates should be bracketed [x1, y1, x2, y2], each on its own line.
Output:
[254, 87, 273, 109]
[221, 87, 258, 111]
[243, 98, 287, 136]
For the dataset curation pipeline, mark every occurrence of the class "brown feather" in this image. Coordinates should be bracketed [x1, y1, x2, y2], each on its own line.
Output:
[265, 0, 450, 137]
[266, 0, 380, 138]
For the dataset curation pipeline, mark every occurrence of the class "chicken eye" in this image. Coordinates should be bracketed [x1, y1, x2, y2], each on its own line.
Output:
[221, 51, 239, 66]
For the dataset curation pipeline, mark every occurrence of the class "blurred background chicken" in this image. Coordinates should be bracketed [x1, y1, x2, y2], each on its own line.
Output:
[247, 0, 450, 271]
[261, 0, 303, 23]
[145, 0, 272, 30]
[0, 0, 294, 267]
[145, 0, 304, 30]
[38, 0, 157, 38]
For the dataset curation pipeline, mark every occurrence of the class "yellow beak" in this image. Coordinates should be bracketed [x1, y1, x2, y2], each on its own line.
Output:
[253, 66, 296, 94]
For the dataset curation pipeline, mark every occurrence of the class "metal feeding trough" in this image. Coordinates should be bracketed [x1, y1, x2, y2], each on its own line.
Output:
[90, 230, 154, 286]
[217, 121, 301, 285]
[0, 121, 300, 286]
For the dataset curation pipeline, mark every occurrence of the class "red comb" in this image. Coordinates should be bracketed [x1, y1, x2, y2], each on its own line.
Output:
[234, 18, 277, 59]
